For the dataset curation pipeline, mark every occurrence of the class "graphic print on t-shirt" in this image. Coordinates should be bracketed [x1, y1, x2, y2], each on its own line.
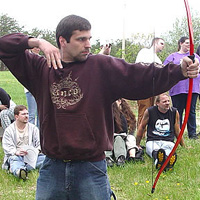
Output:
[50, 71, 83, 109]
[152, 119, 170, 137]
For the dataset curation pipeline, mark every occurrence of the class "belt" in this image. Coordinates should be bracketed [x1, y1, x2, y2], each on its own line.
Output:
[63, 159, 72, 162]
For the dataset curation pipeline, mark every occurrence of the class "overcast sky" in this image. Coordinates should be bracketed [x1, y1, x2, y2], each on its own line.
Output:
[0, 0, 199, 44]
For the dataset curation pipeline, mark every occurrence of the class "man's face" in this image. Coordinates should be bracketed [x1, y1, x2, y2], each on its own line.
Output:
[155, 39, 165, 53]
[15, 109, 29, 124]
[157, 95, 170, 113]
[61, 30, 92, 62]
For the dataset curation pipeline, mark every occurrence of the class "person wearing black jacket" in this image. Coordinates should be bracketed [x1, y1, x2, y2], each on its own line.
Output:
[0, 88, 16, 130]
[105, 98, 138, 167]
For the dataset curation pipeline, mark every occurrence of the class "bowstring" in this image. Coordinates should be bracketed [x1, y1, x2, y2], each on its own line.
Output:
[151, 25, 156, 189]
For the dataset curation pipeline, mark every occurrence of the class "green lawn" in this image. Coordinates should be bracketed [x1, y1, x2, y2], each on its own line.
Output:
[0, 71, 200, 200]
[0, 71, 27, 106]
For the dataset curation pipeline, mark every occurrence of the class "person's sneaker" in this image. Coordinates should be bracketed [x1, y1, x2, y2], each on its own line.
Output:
[165, 153, 177, 171]
[156, 149, 166, 170]
[116, 155, 125, 167]
[127, 157, 135, 162]
[17, 168, 28, 180]
[106, 157, 114, 167]
[135, 156, 145, 162]
[135, 149, 145, 162]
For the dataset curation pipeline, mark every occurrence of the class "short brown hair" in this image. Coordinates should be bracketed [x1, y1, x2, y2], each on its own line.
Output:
[14, 105, 27, 115]
[151, 37, 164, 47]
[56, 15, 91, 48]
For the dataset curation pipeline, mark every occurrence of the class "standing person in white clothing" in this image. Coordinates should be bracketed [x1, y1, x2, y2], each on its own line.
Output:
[135, 37, 164, 64]
[136, 38, 165, 138]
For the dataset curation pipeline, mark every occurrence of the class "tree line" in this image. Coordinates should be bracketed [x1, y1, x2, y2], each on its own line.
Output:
[0, 13, 200, 70]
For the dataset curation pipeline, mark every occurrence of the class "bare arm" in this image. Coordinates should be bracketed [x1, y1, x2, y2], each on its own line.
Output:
[28, 38, 62, 69]
[174, 110, 185, 147]
[136, 109, 149, 147]
[0, 105, 8, 110]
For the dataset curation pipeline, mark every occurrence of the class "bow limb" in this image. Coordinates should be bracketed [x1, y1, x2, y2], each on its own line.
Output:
[151, 0, 194, 193]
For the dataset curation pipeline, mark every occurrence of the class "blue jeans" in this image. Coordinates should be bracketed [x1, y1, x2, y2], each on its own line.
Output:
[36, 157, 113, 200]
[8, 154, 45, 177]
[171, 93, 198, 137]
[26, 91, 39, 127]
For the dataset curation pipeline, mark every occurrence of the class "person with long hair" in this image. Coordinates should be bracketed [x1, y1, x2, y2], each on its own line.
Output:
[163, 36, 200, 139]
[105, 98, 141, 167]
[136, 93, 184, 170]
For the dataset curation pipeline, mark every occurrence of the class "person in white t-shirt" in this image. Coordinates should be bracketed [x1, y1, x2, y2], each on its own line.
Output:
[135, 38, 165, 138]
[2, 105, 45, 180]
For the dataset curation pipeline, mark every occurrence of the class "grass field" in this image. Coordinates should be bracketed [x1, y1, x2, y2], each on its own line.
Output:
[0, 71, 200, 200]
